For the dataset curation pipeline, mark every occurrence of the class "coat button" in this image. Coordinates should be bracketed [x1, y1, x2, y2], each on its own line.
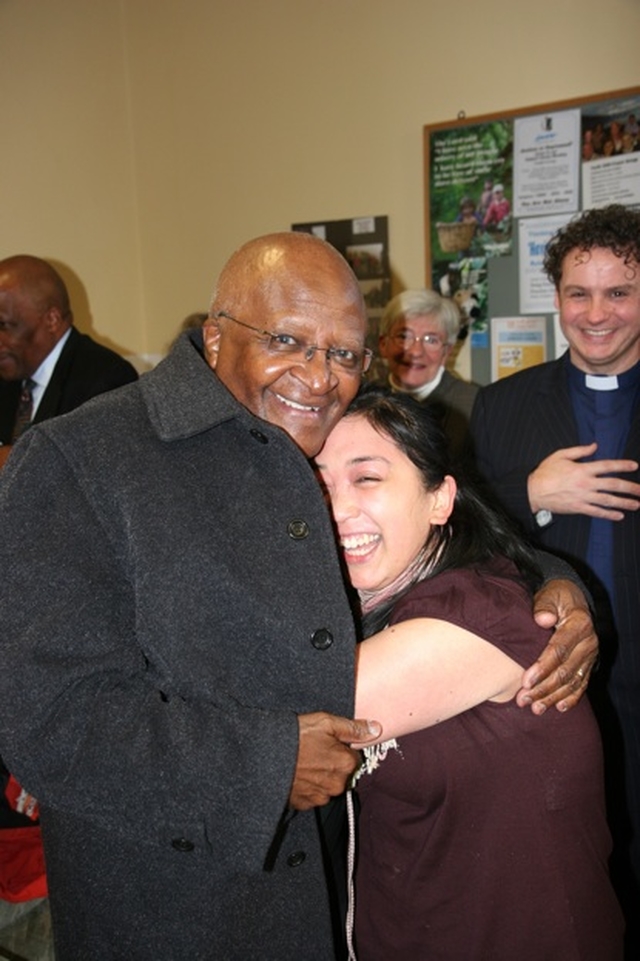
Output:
[287, 519, 309, 539]
[249, 428, 269, 444]
[311, 628, 334, 651]
[287, 850, 306, 867]
[171, 837, 195, 853]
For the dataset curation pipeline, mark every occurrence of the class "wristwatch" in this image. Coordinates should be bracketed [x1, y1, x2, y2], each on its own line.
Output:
[534, 508, 553, 528]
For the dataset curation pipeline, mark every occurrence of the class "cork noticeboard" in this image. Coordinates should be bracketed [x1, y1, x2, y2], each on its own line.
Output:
[423, 86, 640, 384]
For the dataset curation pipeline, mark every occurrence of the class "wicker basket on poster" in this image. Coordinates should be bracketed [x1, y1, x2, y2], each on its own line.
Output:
[436, 221, 476, 253]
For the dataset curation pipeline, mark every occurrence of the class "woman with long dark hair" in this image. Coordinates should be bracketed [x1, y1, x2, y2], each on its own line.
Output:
[315, 386, 623, 961]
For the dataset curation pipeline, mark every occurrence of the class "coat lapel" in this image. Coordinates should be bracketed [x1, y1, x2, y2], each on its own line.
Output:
[533, 356, 579, 450]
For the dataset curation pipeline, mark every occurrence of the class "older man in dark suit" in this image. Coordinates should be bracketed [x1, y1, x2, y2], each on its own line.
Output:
[0, 254, 138, 467]
[471, 204, 640, 959]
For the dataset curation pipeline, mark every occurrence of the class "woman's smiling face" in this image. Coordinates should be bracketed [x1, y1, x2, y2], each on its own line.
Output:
[315, 414, 454, 593]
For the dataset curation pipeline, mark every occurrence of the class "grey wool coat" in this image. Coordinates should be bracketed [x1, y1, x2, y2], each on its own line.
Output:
[0, 333, 357, 960]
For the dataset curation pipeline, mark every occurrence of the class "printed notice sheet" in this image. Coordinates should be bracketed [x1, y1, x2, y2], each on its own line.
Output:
[491, 316, 546, 381]
[514, 110, 580, 218]
[518, 213, 573, 313]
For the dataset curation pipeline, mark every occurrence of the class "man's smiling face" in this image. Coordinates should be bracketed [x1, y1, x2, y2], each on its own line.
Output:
[203, 235, 367, 457]
[557, 246, 640, 375]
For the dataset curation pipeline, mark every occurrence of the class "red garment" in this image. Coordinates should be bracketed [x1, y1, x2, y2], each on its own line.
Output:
[354, 559, 623, 960]
[483, 196, 510, 226]
[0, 827, 47, 901]
[1, 773, 47, 902]
[4, 773, 40, 821]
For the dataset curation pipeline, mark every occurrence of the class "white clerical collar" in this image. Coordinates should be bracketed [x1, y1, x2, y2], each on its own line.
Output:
[585, 373, 618, 391]
[389, 365, 445, 401]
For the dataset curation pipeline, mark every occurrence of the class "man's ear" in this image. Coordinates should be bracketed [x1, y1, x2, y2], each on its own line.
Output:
[430, 475, 457, 525]
[44, 305, 68, 334]
[202, 318, 222, 369]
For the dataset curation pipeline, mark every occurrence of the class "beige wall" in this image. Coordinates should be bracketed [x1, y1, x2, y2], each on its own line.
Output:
[2, 0, 640, 363]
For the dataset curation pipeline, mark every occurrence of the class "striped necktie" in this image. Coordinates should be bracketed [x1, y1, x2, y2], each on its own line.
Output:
[11, 378, 36, 442]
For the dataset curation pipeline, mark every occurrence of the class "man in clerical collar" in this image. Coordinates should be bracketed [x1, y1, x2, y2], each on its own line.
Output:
[470, 203, 640, 960]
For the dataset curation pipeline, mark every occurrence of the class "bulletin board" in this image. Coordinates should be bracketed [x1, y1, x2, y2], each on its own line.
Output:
[423, 86, 640, 384]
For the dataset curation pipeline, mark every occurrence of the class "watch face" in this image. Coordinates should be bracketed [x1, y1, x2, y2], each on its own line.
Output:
[535, 509, 553, 528]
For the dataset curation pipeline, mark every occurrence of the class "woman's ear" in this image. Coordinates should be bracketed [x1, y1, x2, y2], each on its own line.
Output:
[430, 475, 456, 525]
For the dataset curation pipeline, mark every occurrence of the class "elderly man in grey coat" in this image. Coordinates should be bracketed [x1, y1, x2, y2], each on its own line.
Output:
[0, 232, 596, 960]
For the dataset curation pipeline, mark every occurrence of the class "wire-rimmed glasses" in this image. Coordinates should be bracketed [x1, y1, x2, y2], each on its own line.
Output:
[215, 310, 373, 374]
[390, 330, 446, 350]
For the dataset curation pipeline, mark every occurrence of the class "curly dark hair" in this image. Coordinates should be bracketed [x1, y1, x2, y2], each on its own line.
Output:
[543, 204, 640, 289]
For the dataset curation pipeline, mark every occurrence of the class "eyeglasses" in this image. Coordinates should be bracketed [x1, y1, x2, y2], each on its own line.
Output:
[215, 311, 373, 374]
[390, 330, 446, 350]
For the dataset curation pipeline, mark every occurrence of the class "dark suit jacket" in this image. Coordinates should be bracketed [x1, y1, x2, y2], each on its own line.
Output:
[372, 369, 479, 458]
[0, 327, 138, 444]
[470, 353, 640, 692]
[429, 368, 479, 457]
